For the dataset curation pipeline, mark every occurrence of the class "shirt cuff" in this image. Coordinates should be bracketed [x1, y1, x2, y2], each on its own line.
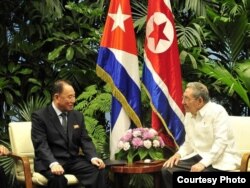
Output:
[91, 157, 98, 162]
[199, 159, 211, 168]
[49, 162, 59, 169]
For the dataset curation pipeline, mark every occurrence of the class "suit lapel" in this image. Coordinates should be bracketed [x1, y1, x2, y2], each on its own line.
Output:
[48, 105, 68, 142]
[67, 111, 74, 143]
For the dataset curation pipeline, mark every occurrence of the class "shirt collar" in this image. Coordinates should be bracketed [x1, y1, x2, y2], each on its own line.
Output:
[52, 102, 63, 116]
[197, 101, 211, 118]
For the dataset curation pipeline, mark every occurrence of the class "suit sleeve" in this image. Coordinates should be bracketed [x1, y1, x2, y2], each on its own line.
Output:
[75, 112, 98, 160]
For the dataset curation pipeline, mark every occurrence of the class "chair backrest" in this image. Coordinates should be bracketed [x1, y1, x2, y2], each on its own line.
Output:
[9, 122, 34, 178]
[229, 116, 250, 155]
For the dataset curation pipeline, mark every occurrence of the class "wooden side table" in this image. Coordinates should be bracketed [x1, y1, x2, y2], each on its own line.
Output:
[110, 160, 165, 188]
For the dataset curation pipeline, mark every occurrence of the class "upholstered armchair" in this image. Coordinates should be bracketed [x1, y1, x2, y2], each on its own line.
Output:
[8, 121, 79, 188]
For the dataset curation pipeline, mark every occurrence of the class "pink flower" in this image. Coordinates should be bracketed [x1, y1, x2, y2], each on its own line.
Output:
[121, 129, 133, 142]
[131, 137, 144, 148]
[158, 136, 165, 147]
[142, 129, 155, 139]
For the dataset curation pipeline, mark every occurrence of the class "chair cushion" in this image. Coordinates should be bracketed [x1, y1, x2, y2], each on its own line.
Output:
[32, 172, 79, 186]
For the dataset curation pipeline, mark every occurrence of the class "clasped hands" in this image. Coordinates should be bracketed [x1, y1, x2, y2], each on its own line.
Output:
[163, 153, 205, 172]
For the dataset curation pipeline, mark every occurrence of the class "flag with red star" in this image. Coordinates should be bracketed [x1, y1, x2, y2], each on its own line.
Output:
[96, 0, 142, 159]
[142, 0, 185, 150]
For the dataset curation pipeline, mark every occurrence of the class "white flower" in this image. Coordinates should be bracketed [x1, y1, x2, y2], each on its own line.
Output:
[123, 142, 131, 151]
[149, 128, 158, 136]
[132, 130, 142, 137]
[153, 139, 160, 147]
[143, 140, 152, 149]
[117, 140, 124, 149]
[126, 129, 133, 134]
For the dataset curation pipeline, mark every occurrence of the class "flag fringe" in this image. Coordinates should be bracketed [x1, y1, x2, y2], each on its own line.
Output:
[96, 65, 142, 128]
[141, 83, 180, 150]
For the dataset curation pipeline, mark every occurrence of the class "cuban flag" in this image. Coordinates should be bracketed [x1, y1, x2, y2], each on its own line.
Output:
[96, 0, 142, 159]
[142, 0, 185, 149]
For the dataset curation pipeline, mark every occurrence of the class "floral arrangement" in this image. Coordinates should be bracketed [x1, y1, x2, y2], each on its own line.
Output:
[115, 127, 165, 163]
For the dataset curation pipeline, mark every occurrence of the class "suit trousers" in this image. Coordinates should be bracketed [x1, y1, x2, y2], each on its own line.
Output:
[0, 166, 7, 188]
[41, 156, 107, 188]
[161, 155, 221, 188]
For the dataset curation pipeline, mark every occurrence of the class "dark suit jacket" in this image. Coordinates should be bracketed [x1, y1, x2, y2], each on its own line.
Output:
[31, 105, 97, 172]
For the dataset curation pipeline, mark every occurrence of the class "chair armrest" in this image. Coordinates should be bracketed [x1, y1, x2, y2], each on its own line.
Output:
[240, 152, 250, 172]
[8, 153, 33, 188]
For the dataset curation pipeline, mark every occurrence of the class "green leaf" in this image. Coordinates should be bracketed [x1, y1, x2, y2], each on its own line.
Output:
[115, 150, 127, 160]
[138, 148, 148, 160]
[3, 90, 13, 105]
[180, 50, 198, 68]
[127, 150, 138, 163]
[28, 78, 42, 86]
[30, 86, 41, 94]
[69, 32, 80, 39]
[19, 68, 33, 75]
[48, 45, 66, 60]
[149, 149, 164, 160]
[12, 89, 21, 97]
[235, 61, 250, 92]
[66, 46, 74, 61]
[12, 76, 21, 85]
[8, 63, 20, 73]
[199, 63, 250, 107]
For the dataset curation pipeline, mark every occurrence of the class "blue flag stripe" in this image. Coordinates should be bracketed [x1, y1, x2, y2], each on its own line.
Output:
[143, 62, 185, 145]
[97, 47, 141, 116]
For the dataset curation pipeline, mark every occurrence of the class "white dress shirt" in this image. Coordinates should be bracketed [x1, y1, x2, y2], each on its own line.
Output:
[178, 101, 241, 171]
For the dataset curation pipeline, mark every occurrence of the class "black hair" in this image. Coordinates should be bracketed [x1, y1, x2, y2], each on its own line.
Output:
[51, 80, 72, 96]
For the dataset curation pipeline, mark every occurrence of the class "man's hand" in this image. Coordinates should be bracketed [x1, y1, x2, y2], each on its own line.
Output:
[190, 162, 205, 172]
[163, 153, 181, 168]
[91, 158, 105, 169]
[51, 163, 65, 175]
[0, 145, 10, 156]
